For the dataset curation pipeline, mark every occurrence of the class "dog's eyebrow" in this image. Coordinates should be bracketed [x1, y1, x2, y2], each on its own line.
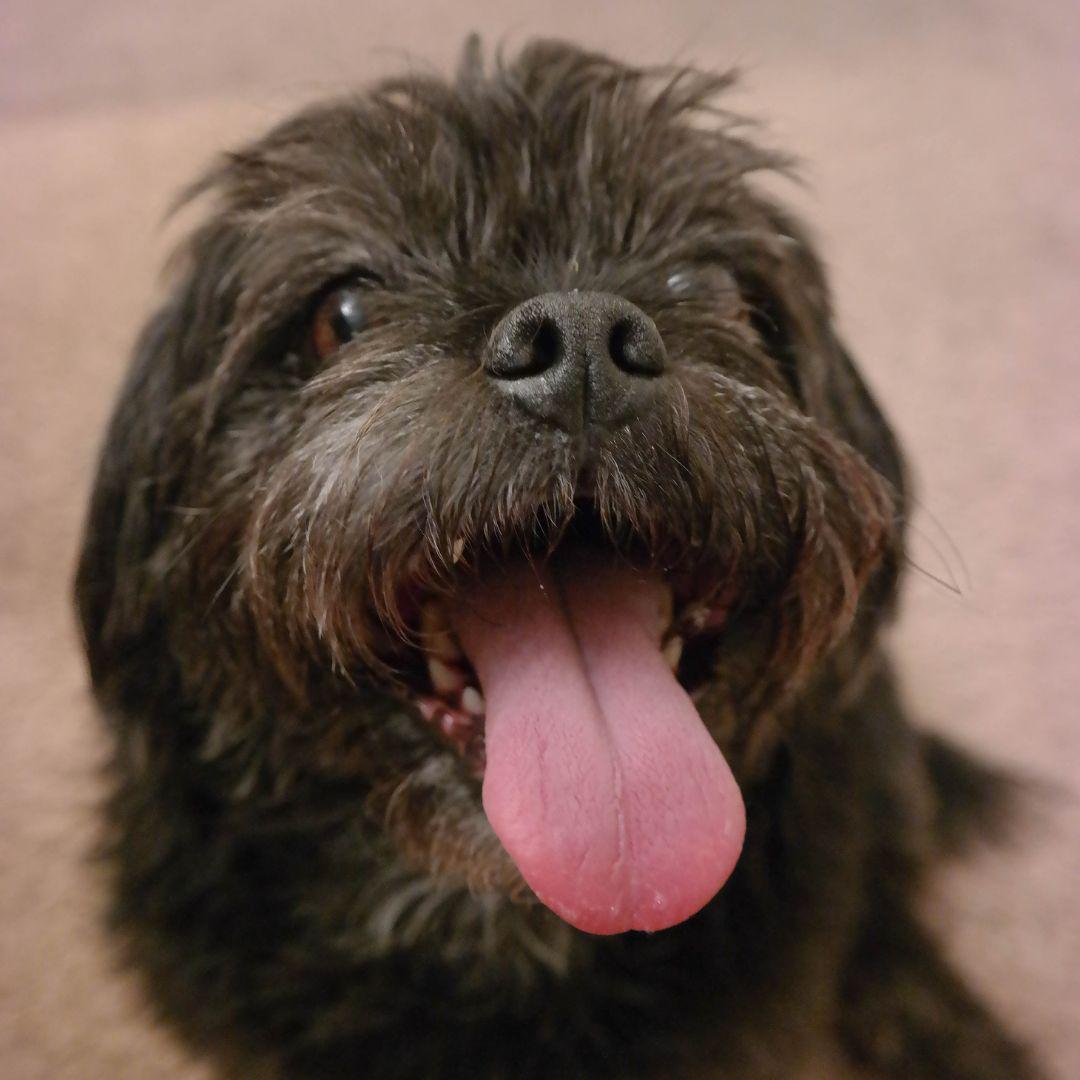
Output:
[308, 266, 388, 296]
[683, 230, 799, 264]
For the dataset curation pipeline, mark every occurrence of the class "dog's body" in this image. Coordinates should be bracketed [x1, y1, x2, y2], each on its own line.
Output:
[75, 42, 1040, 1078]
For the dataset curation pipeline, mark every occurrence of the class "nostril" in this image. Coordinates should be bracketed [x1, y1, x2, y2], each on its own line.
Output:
[608, 314, 665, 377]
[528, 317, 562, 376]
[489, 311, 566, 379]
[608, 320, 630, 370]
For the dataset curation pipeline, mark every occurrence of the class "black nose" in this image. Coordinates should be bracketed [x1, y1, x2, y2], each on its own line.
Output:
[485, 292, 667, 433]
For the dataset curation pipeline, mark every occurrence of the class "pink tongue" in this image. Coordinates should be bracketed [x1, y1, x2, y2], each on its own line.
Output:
[451, 551, 745, 935]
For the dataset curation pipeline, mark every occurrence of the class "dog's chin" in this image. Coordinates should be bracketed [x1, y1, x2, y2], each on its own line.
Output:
[369, 506, 747, 937]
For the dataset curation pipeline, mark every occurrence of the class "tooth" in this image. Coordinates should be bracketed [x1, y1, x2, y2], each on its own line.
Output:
[420, 602, 462, 660]
[416, 697, 441, 723]
[663, 635, 683, 671]
[440, 709, 475, 741]
[682, 604, 708, 633]
[461, 686, 486, 717]
[428, 657, 465, 695]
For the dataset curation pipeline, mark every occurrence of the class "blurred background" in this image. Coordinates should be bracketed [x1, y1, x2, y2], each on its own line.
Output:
[1, 2, 1077, 1077]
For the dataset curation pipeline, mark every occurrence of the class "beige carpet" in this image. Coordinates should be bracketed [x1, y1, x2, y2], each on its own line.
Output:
[2, 2, 1077, 1077]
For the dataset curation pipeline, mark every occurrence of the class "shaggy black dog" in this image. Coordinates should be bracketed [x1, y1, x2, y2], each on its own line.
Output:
[75, 40, 1041, 1079]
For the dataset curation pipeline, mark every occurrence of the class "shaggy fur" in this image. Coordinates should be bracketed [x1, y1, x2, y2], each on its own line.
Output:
[75, 40, 1041, 1079]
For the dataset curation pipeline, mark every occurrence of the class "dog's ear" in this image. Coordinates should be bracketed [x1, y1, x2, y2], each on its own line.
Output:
[74, 223, 238, 688]
[744, 203, 908, 511]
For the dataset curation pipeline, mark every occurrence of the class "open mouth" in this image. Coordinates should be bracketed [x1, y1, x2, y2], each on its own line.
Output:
[390, 507, 746, 938]
[411, 564, 730, 777]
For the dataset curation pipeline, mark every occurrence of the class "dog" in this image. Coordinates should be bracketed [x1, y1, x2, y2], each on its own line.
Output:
[74, 39, 1042, 1079]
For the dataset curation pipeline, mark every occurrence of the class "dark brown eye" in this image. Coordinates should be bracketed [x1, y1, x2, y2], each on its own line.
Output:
[310, 285, 369, 360]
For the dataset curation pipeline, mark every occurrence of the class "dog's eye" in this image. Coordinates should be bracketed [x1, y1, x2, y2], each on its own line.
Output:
[666, 270, 697, 296]
[310, 285, 369, 360]
[666, 265, 742, 309]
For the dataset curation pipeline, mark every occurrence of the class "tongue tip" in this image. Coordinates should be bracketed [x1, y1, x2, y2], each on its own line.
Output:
[531, 813, 747, 937]
[538, 867, 743, 936]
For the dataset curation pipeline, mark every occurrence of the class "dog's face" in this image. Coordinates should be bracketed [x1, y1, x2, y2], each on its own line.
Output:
[77, 42, 904, 939]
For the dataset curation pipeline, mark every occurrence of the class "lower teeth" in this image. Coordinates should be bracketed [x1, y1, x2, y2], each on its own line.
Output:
[461, 686, 486, 717]
[427, 656, 465, 695]
[663, 635, 683, 671]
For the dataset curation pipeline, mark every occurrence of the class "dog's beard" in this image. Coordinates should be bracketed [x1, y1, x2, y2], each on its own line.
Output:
[167, 332, 894, 935]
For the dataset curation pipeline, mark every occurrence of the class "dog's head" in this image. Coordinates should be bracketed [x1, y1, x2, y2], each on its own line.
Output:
[77, 41, 905, 938]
